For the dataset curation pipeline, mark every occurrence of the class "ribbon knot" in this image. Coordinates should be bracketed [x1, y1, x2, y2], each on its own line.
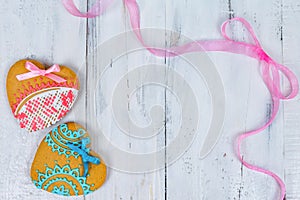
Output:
[40, 71, 46, 76]
[67, 138, 100, 177]
[16, 61, 67, 83]
[255, 47, 271, 62]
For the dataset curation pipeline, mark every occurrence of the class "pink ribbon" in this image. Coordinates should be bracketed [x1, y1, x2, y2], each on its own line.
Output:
[16, 61, 67, 83]
[62, 1, 299, 199]
[61, 0, 113, 18]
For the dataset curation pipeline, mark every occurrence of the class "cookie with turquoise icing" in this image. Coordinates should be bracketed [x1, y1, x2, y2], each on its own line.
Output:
[31, 122, 106, 196]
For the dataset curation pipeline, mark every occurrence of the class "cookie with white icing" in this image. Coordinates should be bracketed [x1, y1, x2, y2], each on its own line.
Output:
[6, 59, 79, 132]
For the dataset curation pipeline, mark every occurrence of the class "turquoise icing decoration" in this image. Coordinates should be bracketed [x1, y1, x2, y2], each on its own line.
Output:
[33, 164, 93, 196]
[45, 124, 88, 158]
[45, 129, 79, 158]
[59, 123, 86, 139]
[52, 185, 70, 196]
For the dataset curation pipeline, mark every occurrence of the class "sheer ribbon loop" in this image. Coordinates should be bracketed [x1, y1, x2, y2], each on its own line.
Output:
[221, 17, 261, 47]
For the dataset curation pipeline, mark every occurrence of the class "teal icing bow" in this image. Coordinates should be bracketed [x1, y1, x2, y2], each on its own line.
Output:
[67, 138, 100, 177]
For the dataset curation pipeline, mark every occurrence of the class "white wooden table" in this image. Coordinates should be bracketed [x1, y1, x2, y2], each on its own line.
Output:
[1, 0, 300, 199]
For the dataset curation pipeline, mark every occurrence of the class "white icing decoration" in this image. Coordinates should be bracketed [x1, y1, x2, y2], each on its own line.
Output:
[16, 87, 78, 132]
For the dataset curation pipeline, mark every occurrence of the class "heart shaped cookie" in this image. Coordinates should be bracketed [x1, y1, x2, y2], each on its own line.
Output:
[6, 59, 79, 132]
[31, 122, 106, 196]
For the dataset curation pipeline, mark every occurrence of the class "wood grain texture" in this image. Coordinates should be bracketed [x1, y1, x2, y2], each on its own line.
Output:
[282, 1, 300, 199]
[1, 0, 300, 200]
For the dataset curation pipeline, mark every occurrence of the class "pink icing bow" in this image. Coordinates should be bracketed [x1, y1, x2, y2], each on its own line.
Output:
[16, 61, 67, 83]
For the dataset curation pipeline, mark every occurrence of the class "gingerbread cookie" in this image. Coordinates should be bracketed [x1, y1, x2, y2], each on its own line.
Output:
[31, 122, 106, 196]
[6, 60, 79, 132]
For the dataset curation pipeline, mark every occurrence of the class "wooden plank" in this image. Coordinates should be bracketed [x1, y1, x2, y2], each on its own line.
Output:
[227, 1, 285, 198]
[85, 0, 166, 199]
[282, 0, 300, 199]
[165, 0, 285, 199]
[164, 1, 230, 199]
[0, 0, 86, 199]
